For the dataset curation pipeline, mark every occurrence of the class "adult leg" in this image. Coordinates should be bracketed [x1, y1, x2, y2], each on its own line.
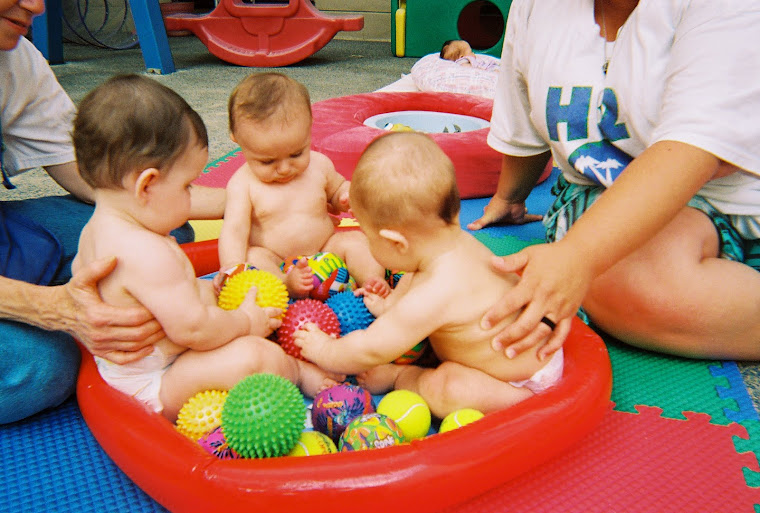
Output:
[0, 320, 80, 424]
[4, 195, 194, 285]
[584, 207, 760, 359]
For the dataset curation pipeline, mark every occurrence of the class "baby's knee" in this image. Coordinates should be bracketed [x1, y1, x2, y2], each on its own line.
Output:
[414, 362, 462, 408]
[235, 336, 294, 376]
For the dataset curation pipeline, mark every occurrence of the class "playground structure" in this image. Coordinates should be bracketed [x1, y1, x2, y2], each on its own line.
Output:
[163, 0, 364, 67]
[391, 0, 511, 58]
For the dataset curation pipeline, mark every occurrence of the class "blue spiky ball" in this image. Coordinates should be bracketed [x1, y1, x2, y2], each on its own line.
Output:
[325, 290, 376, 335]
[221, 374, 305, 458]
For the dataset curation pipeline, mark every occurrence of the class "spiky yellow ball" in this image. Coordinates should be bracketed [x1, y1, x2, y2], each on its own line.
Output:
[217, 269, 289, 318]
[175, 389, 228, 441]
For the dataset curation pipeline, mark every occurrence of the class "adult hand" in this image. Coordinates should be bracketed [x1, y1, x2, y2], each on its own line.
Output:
[56, 256, 163, 364]
[481, 241, 591, 360]
[467, 196, 543, 230]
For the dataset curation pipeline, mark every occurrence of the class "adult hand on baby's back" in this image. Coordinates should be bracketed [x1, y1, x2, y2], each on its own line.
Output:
[467, 196, 542, 231]
[239, 286, 282, 337]
[482, 243, 587, 361]
[58, 256, 161, 364]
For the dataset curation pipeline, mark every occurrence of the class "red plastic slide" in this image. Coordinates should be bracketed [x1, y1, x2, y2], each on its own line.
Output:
[163, 0, 363, 67]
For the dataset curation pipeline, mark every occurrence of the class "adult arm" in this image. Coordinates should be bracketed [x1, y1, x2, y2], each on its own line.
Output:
[0, 256, 162, 363]
[483, 140, 721, 359]
[467, 151, 551, 230]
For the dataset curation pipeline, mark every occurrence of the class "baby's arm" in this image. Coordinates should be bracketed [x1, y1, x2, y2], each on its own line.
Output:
[317, 153, 350, 214]
[218, 171, 254, 270]
[125, 239, 277, 351]
[294, 283, 440, 374]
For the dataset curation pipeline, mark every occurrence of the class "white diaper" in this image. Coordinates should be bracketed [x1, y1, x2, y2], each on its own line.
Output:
[95, 347, 178, 413]
[508, 348, 564, 394]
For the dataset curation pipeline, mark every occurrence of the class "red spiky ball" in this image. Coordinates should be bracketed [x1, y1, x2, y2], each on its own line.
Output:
[276, 299, 341, 361]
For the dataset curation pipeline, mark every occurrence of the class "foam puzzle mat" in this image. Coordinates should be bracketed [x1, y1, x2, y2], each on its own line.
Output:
[2, 159, 759, 512]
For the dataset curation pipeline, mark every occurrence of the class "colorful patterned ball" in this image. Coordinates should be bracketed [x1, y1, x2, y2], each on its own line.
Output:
[282, 252, 357, 301]
[338, 413, 405, 452]
[325, 290, 375, 335]
[276, 298, 341, 361]
[217, 268, 289, 318]
[311, 383, 375, 444]
[221, 374, 305, 458]
[175, 389, 228, 441]
[393, 339, 429, 365]
[197, 425, 240, 459]
[384, 268, 405, 289]
[287, 430, 338, 457]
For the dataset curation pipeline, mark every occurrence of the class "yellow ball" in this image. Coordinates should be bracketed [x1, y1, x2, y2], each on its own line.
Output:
[217, 269, 289, 318]
[439, 408, 484, 433]
[376, 390, 431, 441]
[288, 431, 338, 457]
[175, 389, 228, 441]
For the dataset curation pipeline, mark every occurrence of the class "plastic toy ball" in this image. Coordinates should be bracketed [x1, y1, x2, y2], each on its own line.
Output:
[338, 413, 405, 452]
[221, 374, 306, 458]
[276, 298, 341, 361]
[175, 389, 228, 441]
[217, 268, 289, 318]
[392, 339, 429, 365]
[282, 252, 357, 301]
[439, 408, 485, 433]
[311, 383, 375, 444]
[325, 290, 375, 335]
[377, 390, 431, 442]
[197, 425, 241, 459]
[384, 268, 405, 289]
[287, 430, 338, 457]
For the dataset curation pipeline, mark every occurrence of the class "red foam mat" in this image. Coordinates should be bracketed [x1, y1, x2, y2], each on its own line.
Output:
[445, 405, 760, 513]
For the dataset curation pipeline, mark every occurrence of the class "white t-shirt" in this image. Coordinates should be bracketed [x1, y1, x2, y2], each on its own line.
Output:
[0, 37, 76, 177]
[488, 0, 760, 223]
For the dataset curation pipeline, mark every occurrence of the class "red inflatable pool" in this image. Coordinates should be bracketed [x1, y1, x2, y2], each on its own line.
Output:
[76, 240, 611, 513]
[311, 92, 551, 199]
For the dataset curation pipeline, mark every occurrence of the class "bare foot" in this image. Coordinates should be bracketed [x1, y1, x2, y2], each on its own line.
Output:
[356, 364, 404, 395]
[285, 258, 314, 298]
[296, 359, 343, 397]
[361, 276, 392, 298]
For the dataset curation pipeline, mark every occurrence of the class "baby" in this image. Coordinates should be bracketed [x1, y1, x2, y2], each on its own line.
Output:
[440, 39, 500, 72]
[294, 132, 563, 419]
[218, 72, 390, 298]
[72, 75, 337, 421]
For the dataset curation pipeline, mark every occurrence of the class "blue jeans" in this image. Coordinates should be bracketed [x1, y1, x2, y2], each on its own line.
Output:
[0, 195, 194, 424]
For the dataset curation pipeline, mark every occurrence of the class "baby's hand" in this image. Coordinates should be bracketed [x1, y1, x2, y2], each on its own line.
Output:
[360, 277, 391, 298]
[293, 322, 335, 365]
[240, 286, 282, 337]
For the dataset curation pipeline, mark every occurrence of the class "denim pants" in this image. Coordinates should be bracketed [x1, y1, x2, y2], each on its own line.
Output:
[0, 195, 193, 424]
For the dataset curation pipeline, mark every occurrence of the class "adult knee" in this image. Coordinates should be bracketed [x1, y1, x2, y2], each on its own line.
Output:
[0, 325, 80, 424]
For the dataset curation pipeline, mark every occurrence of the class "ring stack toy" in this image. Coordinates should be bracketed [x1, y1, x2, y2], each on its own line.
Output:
[221, 374, 305, 458]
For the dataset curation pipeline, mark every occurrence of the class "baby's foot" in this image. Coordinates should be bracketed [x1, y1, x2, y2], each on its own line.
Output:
[361, 276, 392, 298]
[285, 258, 314, 298]
[356, 364, 404, 395]
[296, 359, 343, 398]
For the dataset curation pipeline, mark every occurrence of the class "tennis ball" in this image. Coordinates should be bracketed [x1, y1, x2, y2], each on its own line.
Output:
[288, 431, 338, 457]
[439, 408, 485, 433]
[376, 390, 431, 441]
[175, 389, 228, 441]
[217, 269, 289, 318]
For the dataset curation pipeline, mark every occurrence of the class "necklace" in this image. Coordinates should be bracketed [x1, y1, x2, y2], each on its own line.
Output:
[600, 0, 610, 74]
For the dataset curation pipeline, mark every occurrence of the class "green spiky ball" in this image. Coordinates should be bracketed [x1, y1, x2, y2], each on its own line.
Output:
[217, 269, 289, 318]
[221, 374, 305, 458]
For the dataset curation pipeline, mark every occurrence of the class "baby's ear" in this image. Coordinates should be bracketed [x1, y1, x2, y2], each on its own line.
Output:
[229, 131, 237, 144]
[134, 168, 160, 203]
[379, 228, 409, 253]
